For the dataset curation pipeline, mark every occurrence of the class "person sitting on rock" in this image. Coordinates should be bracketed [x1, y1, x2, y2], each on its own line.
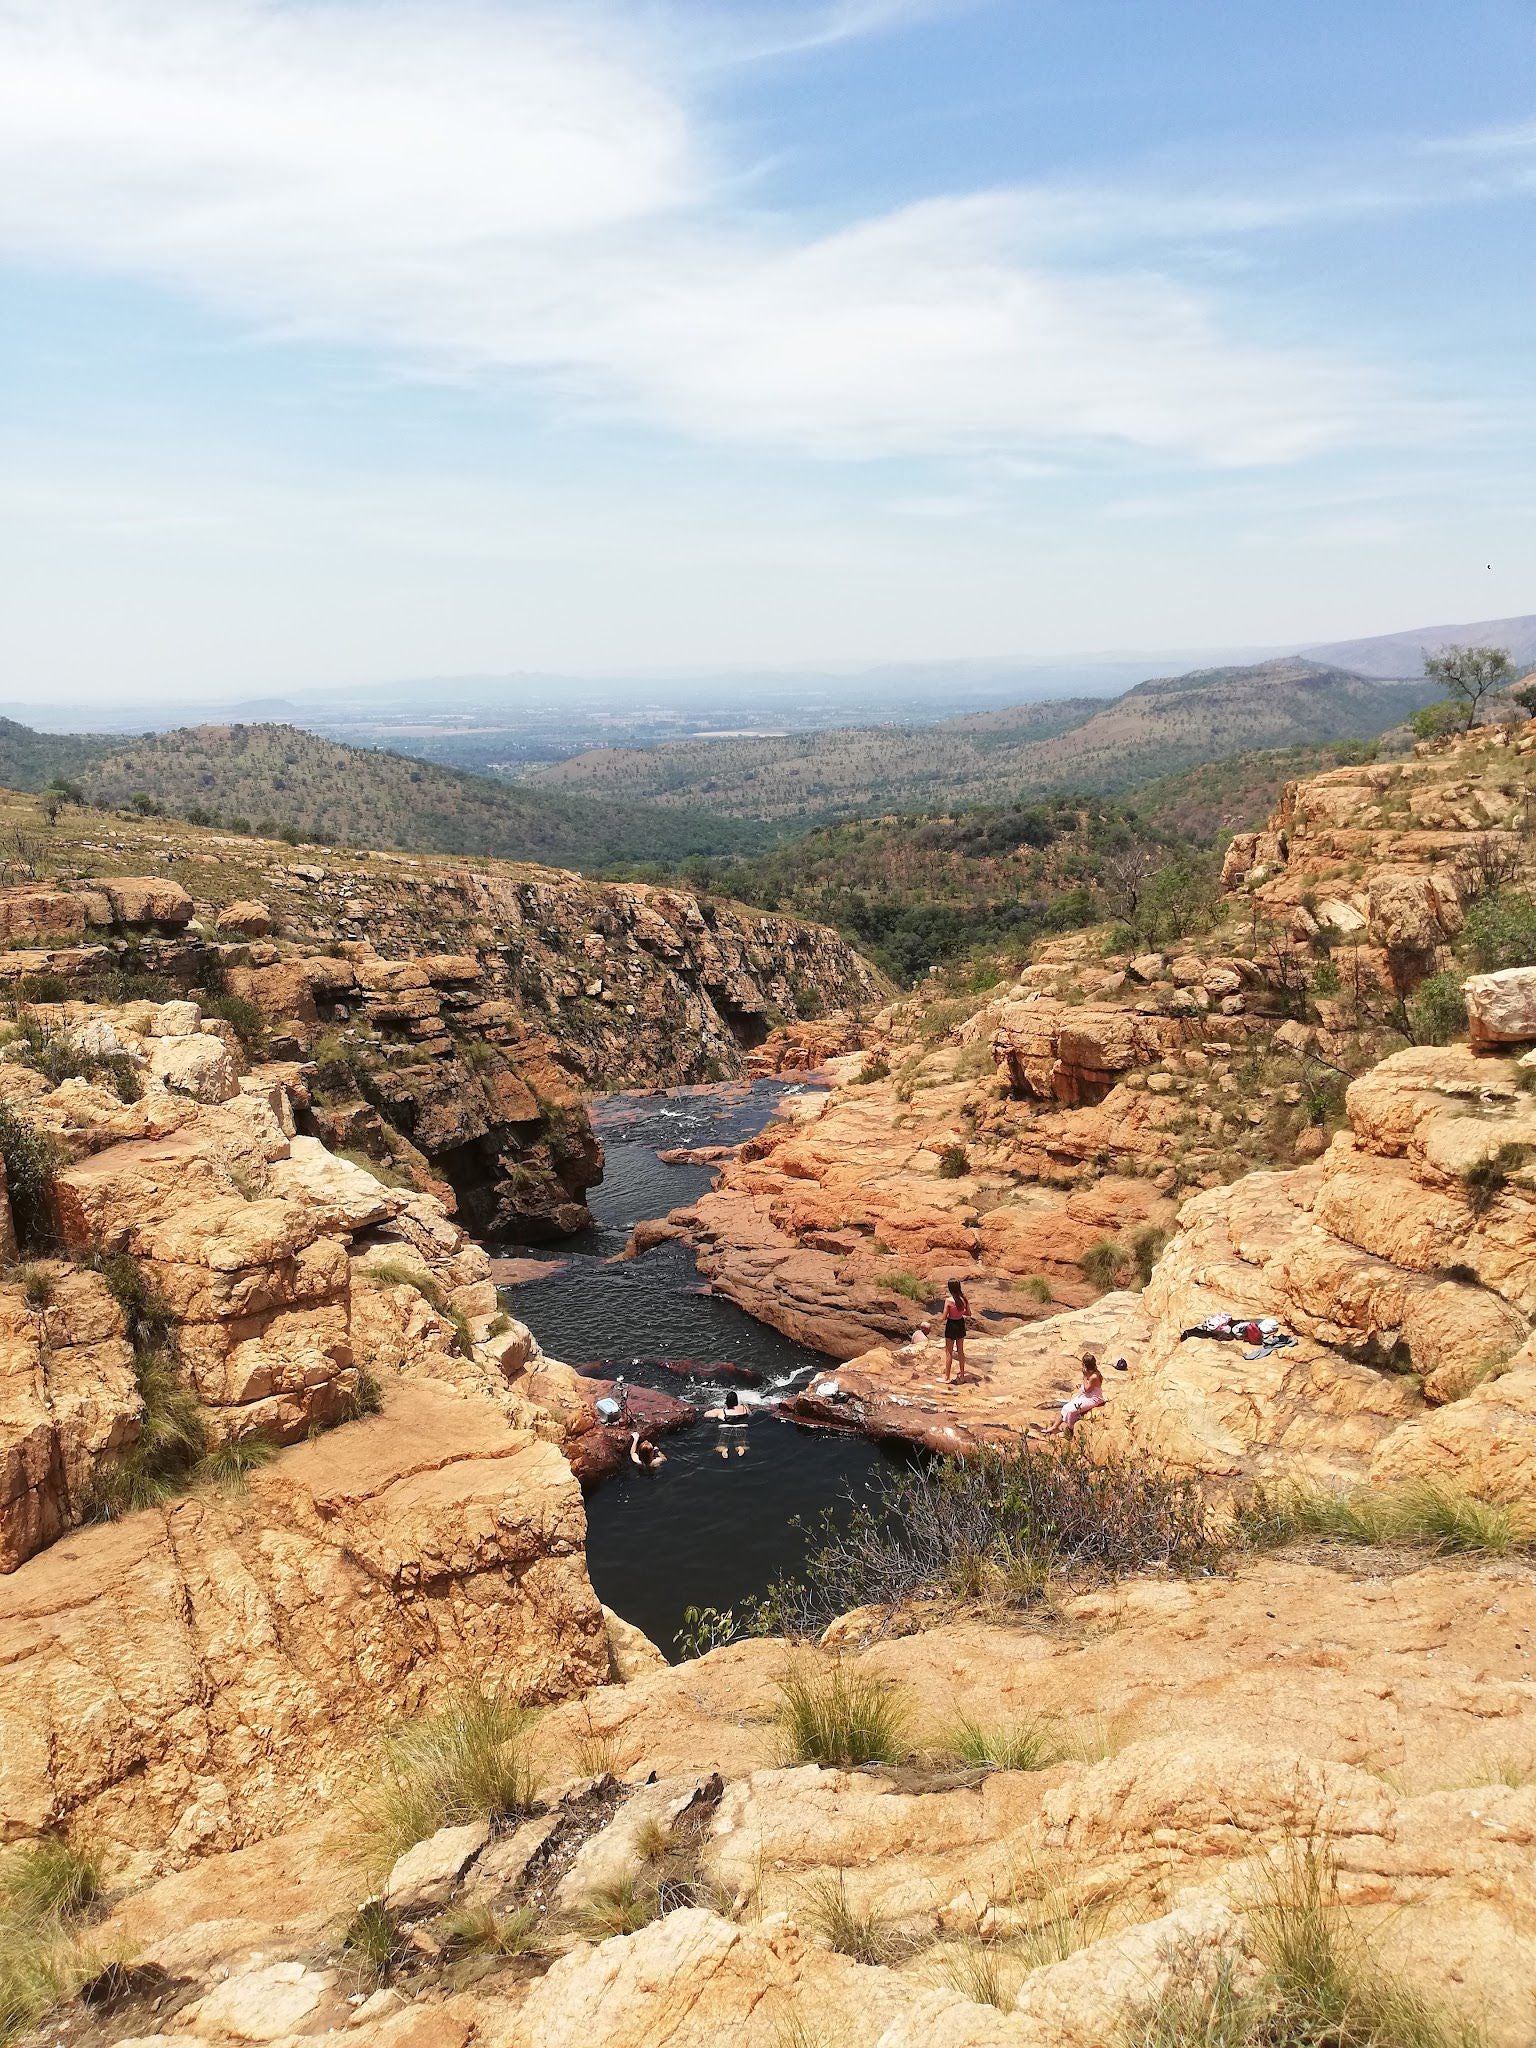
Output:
[931, 1277, 972, 1386]
[1031, 1354, 1105, 1437]
[628, 1428, 666, 1470]
[704, 1387, 751, 1457]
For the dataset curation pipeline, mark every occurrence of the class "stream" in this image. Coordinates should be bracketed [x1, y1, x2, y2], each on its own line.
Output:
[504, 1080, 904, 1659]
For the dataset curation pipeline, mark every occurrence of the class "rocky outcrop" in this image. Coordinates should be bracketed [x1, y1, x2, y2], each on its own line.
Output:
[1465, 965, 1536, 1046]
[0, 1376, 608, 1862]
[0, 993, 648, 1574]
[1222, 718, 1536, 961]
[0, 848, 882, 1240]
[811, 1040, 1536, 1493]
[77, 1556, 1536, 2048]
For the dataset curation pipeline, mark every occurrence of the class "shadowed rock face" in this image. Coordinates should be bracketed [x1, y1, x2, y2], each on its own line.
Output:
[0, 861, 883, 1242]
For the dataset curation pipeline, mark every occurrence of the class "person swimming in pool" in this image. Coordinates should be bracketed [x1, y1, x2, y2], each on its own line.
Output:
[628, 1428, 667, 1470]
[703, 1387, 751, 1456]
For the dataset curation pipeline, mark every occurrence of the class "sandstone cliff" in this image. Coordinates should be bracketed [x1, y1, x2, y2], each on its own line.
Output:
[0, 803, 882, 1240]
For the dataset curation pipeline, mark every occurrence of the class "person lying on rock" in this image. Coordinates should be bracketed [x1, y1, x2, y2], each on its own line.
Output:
[703, 1387, 751, 1457]
[1028, 1354, 1105, 1438]
[628, 1428, 667, 1470]
[927, 1277, 973, 1386]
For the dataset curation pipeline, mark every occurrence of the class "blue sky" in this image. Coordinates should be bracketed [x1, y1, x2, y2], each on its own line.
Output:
[1, 0, 1533, 699]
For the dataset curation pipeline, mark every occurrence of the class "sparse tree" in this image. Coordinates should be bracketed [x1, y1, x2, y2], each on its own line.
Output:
[1513, 673, 1536, 718]
[1099, 844, 1164, 921]
[1423, 644, 1516, 732]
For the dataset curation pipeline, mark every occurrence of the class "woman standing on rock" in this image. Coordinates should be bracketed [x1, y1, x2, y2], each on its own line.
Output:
[938, 1278, 972, 1386]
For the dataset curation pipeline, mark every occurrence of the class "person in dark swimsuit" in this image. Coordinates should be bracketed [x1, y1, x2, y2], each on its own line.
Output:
[939, 1277, 971, 1385]
[703, 1387, 751, 1457]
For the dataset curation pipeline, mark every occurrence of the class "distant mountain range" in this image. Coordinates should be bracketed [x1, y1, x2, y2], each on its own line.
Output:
[4, 609, 1531, 738]
[0, 615, 1528, 869]
[519, 657, 1441, 821]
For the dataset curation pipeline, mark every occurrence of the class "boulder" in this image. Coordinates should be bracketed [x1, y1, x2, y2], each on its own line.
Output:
[216, 900, 274, 939]
[148, 1033, 241, 1103]
[1465, 966, 1536, 1046]
[102, 877, 194, 927]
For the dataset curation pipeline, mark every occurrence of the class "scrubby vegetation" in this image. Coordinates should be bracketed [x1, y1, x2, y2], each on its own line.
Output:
[0, 1838, 106, 2047]
[1238, 1479, 1534, 1557]
[531, 660, 1432, 822]
[1123, 1839, 1489, 2048]
[69, 721, 775, 868]
[773, 1663, 908, 1768]
[0, 1105, 61, 1252]
[351, 1688, 539, 1872]
[752, 1442, 1219, 1637]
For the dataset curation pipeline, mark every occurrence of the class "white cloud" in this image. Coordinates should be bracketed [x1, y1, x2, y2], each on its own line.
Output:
[0, 0, 1430, 467]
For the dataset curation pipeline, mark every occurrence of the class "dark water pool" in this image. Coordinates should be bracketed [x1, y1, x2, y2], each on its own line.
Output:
[505, 1081, 903, 1658]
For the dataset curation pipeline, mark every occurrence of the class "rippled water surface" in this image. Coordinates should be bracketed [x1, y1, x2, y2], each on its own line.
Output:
[507, 1080, 902, 1658]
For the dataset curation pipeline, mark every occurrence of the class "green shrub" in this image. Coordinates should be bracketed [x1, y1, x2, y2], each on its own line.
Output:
[0, 1839, 100, 1924]
[675, 1603, 742, 1659]
[195, 1435, 279, 1493]
[1237, 1479, 1534, 1557]
[0, 1105, 62, 1252]
[1130, 1226, 1167, 1288]
[773, 1663, 907, 1768]
[443, 1902, 538, 1958]
[346, 1367, 385, 1420]
[1410, 699, 1464, 741]
[935, 1142, 970, 1179]
[14, 1017, 140, 1102]
[875, 1269, 930, 1302]
[1408, 971, 1467, 1045]
[801, 1873, 898, 1966]
[0, 1837, 107, 2048]
[88, 1348, 209, 1517]
[200, 992, 267, 1055]
[944, 1714, 1063, 1773]
[1080, 1239, 1128, 1290]
[340, 1901, 404, 1986]
[1463, 890, 1536, 972]
[89, 1252, 174, 1352]
[1018, 1274, 1054, 1304]
[351, 1688, 539, 1872]
[858, 1055, 890, 1083]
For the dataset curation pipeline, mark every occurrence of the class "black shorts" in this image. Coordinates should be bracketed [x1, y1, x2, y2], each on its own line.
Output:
[944, 1318, 967, 1338]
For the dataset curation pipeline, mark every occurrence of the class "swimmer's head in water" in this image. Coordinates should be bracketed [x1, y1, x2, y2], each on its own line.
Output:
[724, 1390, 741, 1409]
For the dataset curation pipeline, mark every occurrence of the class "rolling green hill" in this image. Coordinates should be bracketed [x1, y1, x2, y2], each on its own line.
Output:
[632, 732, 1392, 980]
[522, 659, 1437, 821]
[70, 722, 780, 866]
[0, 718, 117, 791]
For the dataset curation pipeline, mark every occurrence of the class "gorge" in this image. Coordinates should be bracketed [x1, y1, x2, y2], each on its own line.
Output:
[1, 721, 1534, 2048]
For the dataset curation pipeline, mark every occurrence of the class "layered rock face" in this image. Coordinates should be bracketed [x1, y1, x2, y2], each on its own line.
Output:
[1222, 717, 1536, 969]
[0, 989, 635, 1866]
[0, 1378, 608, 1860]
[790, 1041, 1536, 1487]
[0, 848, 880, 1242]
